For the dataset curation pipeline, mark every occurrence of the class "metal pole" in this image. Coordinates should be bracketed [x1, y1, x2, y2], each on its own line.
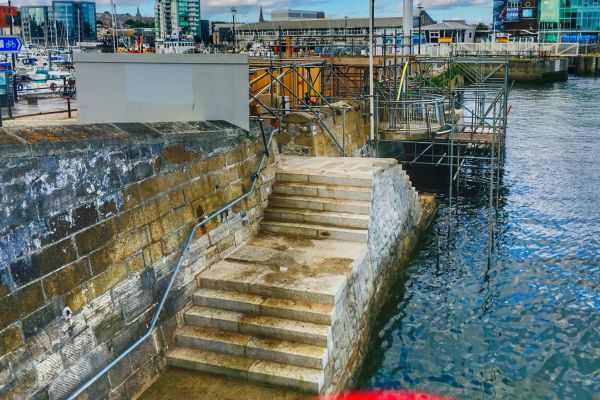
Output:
[403, 0, 413, 59]
[418, 4, 423, 56]
[8, 0, 17, 103]
[369, 0, 375, 144]
[231, 8, 237, 53]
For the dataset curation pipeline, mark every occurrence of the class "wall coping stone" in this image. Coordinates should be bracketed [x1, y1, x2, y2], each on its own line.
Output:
[0, 121, 254, 158]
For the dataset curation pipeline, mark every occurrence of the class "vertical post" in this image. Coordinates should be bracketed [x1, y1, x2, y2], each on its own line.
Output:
[8, 0, 17, 103]
[368, 0, 375, 144]
[67, 97, 72, 118]
[418, 4, 424, 56]
[231, 7, 237, 53]
[403, 0, 413, 59]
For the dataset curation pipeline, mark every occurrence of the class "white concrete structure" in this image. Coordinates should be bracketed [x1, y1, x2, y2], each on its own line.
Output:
[74, 54, 249, 130]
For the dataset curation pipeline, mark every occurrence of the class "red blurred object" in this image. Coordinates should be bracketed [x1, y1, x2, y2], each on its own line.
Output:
[0, 6, 18, 28]
[319, 390, 454, 400]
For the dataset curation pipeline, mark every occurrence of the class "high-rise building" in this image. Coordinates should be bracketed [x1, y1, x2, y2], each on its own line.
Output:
[52, 1, 97, 44]
[155, 0, 201, 40]
[20, 6, 52, 46]
[20, 1, 97, 46]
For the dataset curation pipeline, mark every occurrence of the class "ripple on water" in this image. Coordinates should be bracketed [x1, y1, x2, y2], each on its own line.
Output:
[358, 78, 600, 399]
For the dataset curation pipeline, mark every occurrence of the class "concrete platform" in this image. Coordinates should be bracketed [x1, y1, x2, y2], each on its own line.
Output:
[139, 368, 310, 400]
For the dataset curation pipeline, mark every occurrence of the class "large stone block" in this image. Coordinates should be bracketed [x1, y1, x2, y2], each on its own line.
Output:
[0, 282, 45, 331]
[75, 220, 117, 256]
[138, 171, 188, 202]
[1, 369, 37, 400]
[86, 265, 128, 299]
[43, 259, 93, 299]
[21, 299, 63, 339]
[0, 325, 23, 357]
[11, 239, 78, 287]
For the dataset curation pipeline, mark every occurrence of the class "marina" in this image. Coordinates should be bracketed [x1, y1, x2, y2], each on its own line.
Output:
[0, 1, 599, 400]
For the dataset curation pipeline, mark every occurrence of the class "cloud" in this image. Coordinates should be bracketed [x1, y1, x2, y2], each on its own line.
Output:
[17, 0, 143, 6]
[424, 0, 490, 9]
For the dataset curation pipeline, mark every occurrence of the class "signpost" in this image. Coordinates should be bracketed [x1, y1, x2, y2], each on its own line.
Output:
[0, 36, 22, 53]
[0, 36, 20, 124]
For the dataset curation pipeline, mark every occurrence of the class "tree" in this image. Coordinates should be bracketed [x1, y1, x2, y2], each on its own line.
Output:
[124, 19, 154, 29]
[475, 23, 489, 31]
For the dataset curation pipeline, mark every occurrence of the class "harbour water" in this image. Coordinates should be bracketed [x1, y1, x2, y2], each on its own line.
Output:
[358, 77, 600, 399]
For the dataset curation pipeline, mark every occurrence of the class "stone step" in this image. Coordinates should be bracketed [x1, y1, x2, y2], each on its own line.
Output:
[176, 325, 328, 369]
[269, 194, 371, 215]
[167, 347, 324, 393]
[193, 288, 334, 325]
[276, 171, 372, 188]
[185, 306, 331, 347]
[265, 208, 369, 229]
[272, 182, 371, 201]
[260, 220, 368, 243]
[199, 260, 347, 304]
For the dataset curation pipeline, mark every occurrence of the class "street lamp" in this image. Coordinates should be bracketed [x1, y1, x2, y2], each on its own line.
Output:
[417, 2, 424, 55]
[231, 7, 237, 52]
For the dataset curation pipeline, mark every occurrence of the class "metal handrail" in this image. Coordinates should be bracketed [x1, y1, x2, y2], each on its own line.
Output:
[67, 118, 279, 400]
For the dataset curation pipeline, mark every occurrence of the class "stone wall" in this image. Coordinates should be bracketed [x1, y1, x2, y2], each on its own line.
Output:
[277, 100, 371, 157]
[0, 121, 277, 400]
[482, 58, 569, 82]
[323, 161, 436, 394]
[574, 55, 600, 76]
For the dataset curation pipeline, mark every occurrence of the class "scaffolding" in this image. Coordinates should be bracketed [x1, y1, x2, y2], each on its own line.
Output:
[376, 55, 510, 172]
[249, 59, 370, 156]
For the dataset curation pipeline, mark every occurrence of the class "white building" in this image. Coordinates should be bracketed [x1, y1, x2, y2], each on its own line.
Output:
[271, 9, 325, 21]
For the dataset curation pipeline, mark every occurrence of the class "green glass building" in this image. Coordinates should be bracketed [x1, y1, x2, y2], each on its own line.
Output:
[539, 0, 600, 42]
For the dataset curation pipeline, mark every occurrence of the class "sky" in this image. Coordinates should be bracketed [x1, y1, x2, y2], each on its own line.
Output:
[15, 0, 493, 24]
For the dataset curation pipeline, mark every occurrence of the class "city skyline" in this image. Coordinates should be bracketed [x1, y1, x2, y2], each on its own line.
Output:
[17, 0, 493, 24]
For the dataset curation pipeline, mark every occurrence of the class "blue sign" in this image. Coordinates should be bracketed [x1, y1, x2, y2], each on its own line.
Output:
[506, 7, 520, 22]
[0, 36, 22, 53]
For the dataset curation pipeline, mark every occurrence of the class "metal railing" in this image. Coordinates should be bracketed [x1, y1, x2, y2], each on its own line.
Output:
[67, 117, 279, 400]
[416, 42, 580, 57]
[249, 60, 352, 156]
[376, 93, 451, 140]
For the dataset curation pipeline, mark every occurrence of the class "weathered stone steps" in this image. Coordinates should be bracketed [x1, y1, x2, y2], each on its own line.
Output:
[185, 306, 331, 346]
[261, 220, 368, 243]
[272, 182, 371, 201]
[198, 260, 347, 304]
[193, 288, 334, 325]
[168, 159, 379, 394]
[276, 171, 373, 188]
[265, 207, 369, 229]
[269, 194, 371, 215]
[167, 347, 324, 393]
[176, 325, 328, 369]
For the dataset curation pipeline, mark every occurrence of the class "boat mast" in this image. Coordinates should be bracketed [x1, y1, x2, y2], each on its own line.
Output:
[65, 5, 70, 48]
[111, 0, 117, 52]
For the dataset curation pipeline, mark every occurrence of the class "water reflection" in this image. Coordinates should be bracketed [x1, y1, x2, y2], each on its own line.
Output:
[358, 78, 600, 399]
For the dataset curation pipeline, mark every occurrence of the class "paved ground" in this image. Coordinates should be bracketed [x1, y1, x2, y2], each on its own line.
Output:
[0, 97, 78, 127]
[4, 96, 76, 116]
[138, 368, 313, 400]
[2, 110, 78, 127]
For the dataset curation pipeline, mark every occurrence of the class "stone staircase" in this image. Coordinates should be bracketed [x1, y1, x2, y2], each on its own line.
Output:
[167, 158, 378, 394]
